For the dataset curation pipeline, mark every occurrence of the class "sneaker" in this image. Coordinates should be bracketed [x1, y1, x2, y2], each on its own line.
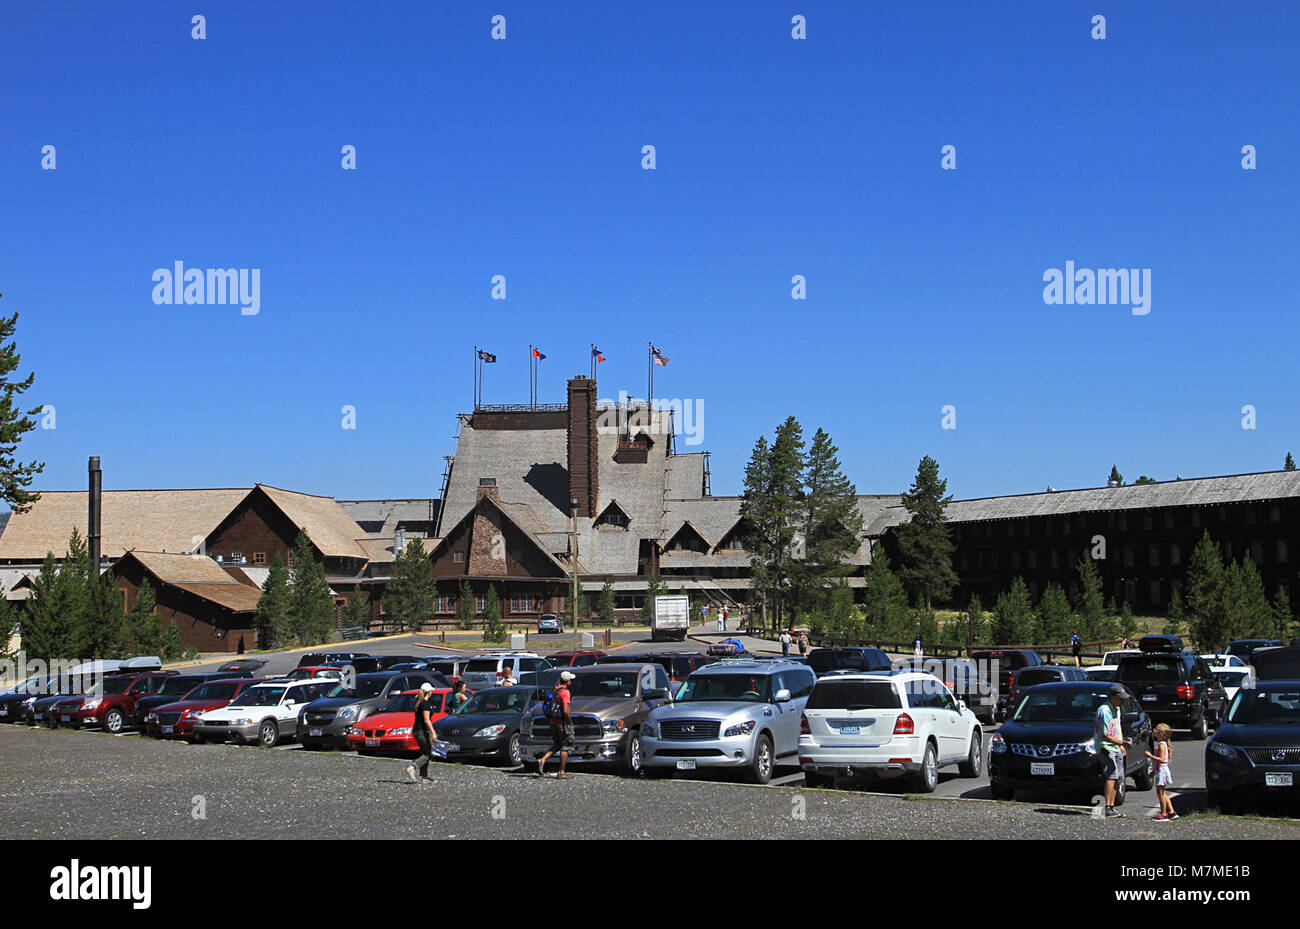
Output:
[1105, 807, 1122, 818]
[405, 763, 417, 783]
[1153, 813, 1169, 821]
[1168, 812, 1179, 820]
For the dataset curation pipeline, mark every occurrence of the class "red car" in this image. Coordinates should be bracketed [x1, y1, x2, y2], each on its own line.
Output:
[547, 651, 607, 667]
[287, 666, 345, 682]
[346, 689, 452, 755]
[51, 671, 178, 733]
[144, 678, 261, 740]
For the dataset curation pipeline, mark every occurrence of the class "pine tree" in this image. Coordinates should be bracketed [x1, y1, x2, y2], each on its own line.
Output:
[992, 577, 1033, 645]
[456, 579, 475, 631]
[289, 531, 334, 645]
[966, 594, 987, 645]
[255, 553, 291, 649]
[1286, 453, 1296, 471]
[861, 548, 909, 640]
[1074, 554, 1106, 641]
[1118, 600, 1137, 640]
[1165, 587, 1185, 635]
[69, 533, 129, 659]
[1108, 465, 1124, 486]
[596, 580, 616, 626]
[1271, 586, 1293, 640]
[894, 456, 958, 610]
[1185, 531, 1229, 652]
[1135, 475, 1156, 485]
[126, 578, 180, 661]
[0, 301, 45, 513]
[792, 428, 865, 619]
[1036, 583, 1072, 645]
[341, 585, 369, 631]
[386, 538, 434, 633]
[22, 551, 77, 661]
[739, 420, 805, 630]
[640, 575, 668, 625]
[483, 585, 505, 643]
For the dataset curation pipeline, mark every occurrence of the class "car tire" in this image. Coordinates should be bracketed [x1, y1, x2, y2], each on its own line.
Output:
[258, 719, 280, 749]
[803, 771, 834, 789]
[505, 733, 522, 767]
[621, 729, 643, 776]
[104, 709, 124, 734]
[1132, 759, 1154, 791]
[745, 734, 775, 785]
[1113, 775, 1127, 807]
[958, 732, 982, 778]
[1191, 716, 1208, 741]
[990, 782, 1015, 801]
[914, 741, 939, 793]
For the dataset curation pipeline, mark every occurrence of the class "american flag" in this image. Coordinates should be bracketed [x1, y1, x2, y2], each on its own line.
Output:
[651, 345, 669, 366]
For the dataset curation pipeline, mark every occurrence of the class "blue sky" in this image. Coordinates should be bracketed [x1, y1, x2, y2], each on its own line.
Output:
[2, 1, 1297, 505]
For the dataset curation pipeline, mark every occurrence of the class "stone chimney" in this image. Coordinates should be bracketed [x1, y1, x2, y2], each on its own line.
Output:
[477, 477, 500, 502]
[567, 377, 598, 517]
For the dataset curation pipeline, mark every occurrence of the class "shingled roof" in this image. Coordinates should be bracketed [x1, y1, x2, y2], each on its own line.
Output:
[256, 485, 370, 561]
[0, 489, 251, 561]
[119, 550, 263, 613]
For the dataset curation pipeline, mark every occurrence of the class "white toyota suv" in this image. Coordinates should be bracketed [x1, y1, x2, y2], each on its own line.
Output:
[193, 678, 339, 748]
[798, 670, 983, 792]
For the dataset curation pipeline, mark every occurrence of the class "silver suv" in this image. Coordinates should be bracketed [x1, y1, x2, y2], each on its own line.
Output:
[640, 658, 817, 784]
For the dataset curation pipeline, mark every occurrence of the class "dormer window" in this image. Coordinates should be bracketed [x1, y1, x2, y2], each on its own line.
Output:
[595, 501, 631, 530]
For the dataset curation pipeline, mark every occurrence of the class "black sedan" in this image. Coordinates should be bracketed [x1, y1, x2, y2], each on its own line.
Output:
[988, 682, 1154, 805]
[434, 686, 542, 767]
[1206, 682, 1300, 813]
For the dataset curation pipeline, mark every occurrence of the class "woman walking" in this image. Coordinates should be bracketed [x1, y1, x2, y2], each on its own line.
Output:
[406, 683, 440, 785]
[1144, 724, 1177, 820]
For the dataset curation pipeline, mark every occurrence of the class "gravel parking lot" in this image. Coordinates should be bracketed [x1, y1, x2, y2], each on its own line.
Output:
[2, 726, 1297, 840]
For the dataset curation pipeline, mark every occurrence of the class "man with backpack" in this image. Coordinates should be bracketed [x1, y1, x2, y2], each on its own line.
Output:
[1071, 633, 1082, 668]
[536, 671, 574, 779]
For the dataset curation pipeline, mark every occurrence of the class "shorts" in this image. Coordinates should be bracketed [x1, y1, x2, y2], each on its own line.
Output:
[1099, 749, 1123, 781]
[1155, 764, 1173, 787]
[549, 720, 575, 752]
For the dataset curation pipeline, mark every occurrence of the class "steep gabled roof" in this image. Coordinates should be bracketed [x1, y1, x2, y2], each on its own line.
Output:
[254, 485, 370, 561]
[119, 550, 263, 613]
[428, 494, 583, 578]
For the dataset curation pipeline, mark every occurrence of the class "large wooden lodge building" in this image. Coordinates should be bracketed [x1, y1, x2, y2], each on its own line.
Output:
[1, 375, 1297, 650]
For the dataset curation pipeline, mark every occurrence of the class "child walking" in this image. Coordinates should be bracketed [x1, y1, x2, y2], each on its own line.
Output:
[1144, 724, 1178, 820]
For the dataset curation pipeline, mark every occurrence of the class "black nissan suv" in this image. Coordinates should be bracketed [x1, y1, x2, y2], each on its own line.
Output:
[1114, 636, 1226, 739]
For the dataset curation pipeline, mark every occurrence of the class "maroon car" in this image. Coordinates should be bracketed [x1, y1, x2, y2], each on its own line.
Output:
[144, 678, 261, 740]
[51, 671, 178, 733]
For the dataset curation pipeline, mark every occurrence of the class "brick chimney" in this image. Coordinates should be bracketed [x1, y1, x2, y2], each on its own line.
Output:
[567, 376, 598, 517]
[477, 477, 500, 502]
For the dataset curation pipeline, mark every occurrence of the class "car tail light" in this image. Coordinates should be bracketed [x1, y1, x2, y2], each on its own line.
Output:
[800, 713, 810, 735]
[893, 713, 914, 735]
[1176, 684, 1196, 700]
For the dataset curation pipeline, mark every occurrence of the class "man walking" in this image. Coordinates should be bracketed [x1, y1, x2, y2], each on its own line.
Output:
[405, 683, 441, 785]
[1095, 684, 1133, 817]
[1071, 633, 1082, 669]
[537, 671, 574, 780]
[913, 632, 924, 659]
[780, 629, 793, 657]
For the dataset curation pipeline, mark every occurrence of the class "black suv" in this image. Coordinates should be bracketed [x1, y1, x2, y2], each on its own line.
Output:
[1115, 640, 1226, 739]
[806, 647, 892, 677]
[969, 649, 1045, 715]
[1252, 646, 1300, 682]
[1206, 681, 1300, 813]
[1226, 639, 1283, 663]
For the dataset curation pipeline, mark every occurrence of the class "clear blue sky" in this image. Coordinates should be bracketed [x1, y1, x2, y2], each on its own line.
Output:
[2, 1, 1297, 505]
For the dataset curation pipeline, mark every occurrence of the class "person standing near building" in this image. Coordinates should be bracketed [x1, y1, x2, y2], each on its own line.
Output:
[913, 632, 924, 659]
[1071, 633, 1082, 669]
[537, 671, 574, 780]
[716, 608, 725, 634]
[405, 683, 440, 785]
[780, 629, 793, 657]
[699, 603, 708, 627]
[1094, 684, 1133, 817]
[797, 631, 809, 657]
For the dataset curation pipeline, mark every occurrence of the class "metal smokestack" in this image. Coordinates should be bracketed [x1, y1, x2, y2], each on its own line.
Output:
[88, 456, 102, 569]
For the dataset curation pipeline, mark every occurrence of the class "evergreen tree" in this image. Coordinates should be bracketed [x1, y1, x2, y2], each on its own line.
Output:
[738, 419, 805, 630]
[791, 428, 865, 619]
[639, 575, 668, 625]
[483, 585, 505, 643]
[456, 579, 475, 630]
[1286, 453, 1296, 471]
[966, 594, 987, 645]
[1134, 475, 1156, 485]
[0, 596, 16, 665]
[1222, 557, 1271, 642]
[894, 456, 958, 610]
[992, 577, 1033, 645]
[1118, 600, 1137, 640]
[822, 583, 861, 639]
[255, 553, 291, 649]
[341, 585, 369, 631]
[289, 531, 335, 645]
[386, 538, 434, 633]
[861, 548, 910, 640]
[1036, 583, 1072, 645]
[125, 578, 180, 660]
[1271, 586, 1293, 640]
[1108, 465, 1124, 486]
[22, 552, 78, 661]
[69, 534, 129, 659]
[0, 301, 44, 513]
[1164, 587, 1185, 635]
[1074, 554, 1106, 641]
[596, 580, 616, 626]
[1185, 531, 1229, 652]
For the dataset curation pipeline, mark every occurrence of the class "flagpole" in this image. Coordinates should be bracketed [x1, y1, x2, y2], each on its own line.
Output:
[590, 343, 594, 380]
[529, 344, 533, 408]
[474, 346, 480, 408]
[647, 342, 652, 412]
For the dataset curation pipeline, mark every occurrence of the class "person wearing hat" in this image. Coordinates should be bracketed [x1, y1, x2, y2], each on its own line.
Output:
[405, 683, 441, 784]
[1094, 684, 1133, 817]
[537, 671, 575, 779]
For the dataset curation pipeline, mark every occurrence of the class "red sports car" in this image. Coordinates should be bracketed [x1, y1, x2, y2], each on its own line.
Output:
[346, 689, 452, 755]
[145, 678, 261, 740]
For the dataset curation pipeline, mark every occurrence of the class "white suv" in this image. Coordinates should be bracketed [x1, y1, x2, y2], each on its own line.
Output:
[798, 670, 983, 792]
[193, 678, 339, 748]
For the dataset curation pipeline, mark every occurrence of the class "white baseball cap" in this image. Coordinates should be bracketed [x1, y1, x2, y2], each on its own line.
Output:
[419, 682, 434, 693]
[559, 671, 575, 682]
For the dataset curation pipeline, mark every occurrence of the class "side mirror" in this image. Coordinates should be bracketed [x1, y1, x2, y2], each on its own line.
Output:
[774, 689, 791, 703]
[957, 699, 967, 712]
[645, 689, 667, 701]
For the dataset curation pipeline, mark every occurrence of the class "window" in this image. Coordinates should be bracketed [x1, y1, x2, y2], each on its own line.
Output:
[1169, 544, 1180, 566]
[435, 595, 455, 613]
[724, 537, 745, 550]
[1143, 514, 1153, 531]
[1124, 546, 1135, 567]
[1250, 540, 1263, 564]
[1027, 549, 1037, 569]
[475, 594, 487, 612]
[1163, 512, 1174, 529]
[1191, 510, 1201, 527]
[1149, 580, 1161, 604]
[253, 552, 266, 566]
[1270, 506, 1282, 524]
[1244, 506, 1256, 526]
[230, 551, 242, 563]
[1010, 550, 1020, 570]
[453, 551, 465, 563]
[1277, 540, 1289, 563]
[511, 594, 538, 613]
[1148, 545, 1160, 567]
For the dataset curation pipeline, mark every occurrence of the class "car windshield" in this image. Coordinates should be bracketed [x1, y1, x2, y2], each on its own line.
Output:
[1017, 670, 1060, 687]
[1116, 658, 1182, 683]
[569, 672, 639, 699]
[972, 651, 1031, 670]
[379, 692, 422, 713]
[808, 651, 869, 672]
[186, 681, 242, 701]
[85, 678, 133, 697]
[806, 680, 901, 710]
[455, 689, 533, 715]
[156, 676, 203, 696]
[1012, 690, 1106, 723]
[676, 674, 770, 703]
[231, 687, 286, 707]
[1086, 668, 1116, 682]
[349, 676, 389, 697]
[1226, 689, 1300, 724]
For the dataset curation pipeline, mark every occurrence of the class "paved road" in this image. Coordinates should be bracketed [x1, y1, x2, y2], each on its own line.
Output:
[2, 725, 1295, 840]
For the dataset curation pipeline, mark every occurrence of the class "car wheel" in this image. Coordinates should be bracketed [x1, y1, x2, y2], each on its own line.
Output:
[1191, 716, 1208, 741]
[1113, 774, 1127, 807]
[913, 741, 939, 793]
[958, 732, 982, 778]
[803, 771, 834, 789]
[990, 782, 1014, 801]
[506, 733, 522, 767]
[744, 734, 774, 785]
[1132, 758, 1154, 791]
[258, 719, 280, 748]
[104, 709, 124, 734]
[621, 730, 643, 776]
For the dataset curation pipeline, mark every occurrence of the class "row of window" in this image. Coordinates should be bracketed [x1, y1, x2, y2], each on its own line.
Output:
[433, 594, 545, 614]
[960, 539, 1289, 572]
[954, 505, 1284, 540]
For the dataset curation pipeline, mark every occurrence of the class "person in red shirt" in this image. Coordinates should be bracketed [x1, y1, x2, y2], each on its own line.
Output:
[537, 671, 574, 779]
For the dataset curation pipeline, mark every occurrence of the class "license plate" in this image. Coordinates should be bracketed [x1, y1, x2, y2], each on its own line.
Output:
[839, 726, 860, 735]
[1142, 694, 1157, 702]
[309, 728, 322, 737]
[161, 726, 173, 734]
[1265, 773, 1293, 788]
[60, 715, 70, 722]
[676, 759, 697, 770]
[0, 708, 8, 716]
[365, 738, 380, 748]
[1030, 762, 1055, 776]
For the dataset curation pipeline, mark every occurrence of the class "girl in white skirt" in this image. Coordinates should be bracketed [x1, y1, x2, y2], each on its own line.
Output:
[1144, 724, 1177, 820]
